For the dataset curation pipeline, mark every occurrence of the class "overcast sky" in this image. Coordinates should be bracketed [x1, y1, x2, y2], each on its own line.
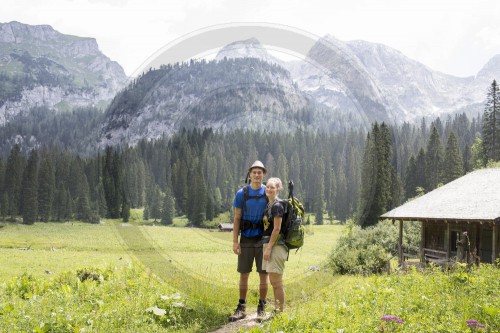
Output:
[2, 0, 500, 77]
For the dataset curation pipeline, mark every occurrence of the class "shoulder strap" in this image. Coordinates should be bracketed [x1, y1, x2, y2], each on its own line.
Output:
[242, 185, 249, 214]
[241, 185, 267, 214]
[288, 180, 295, 215]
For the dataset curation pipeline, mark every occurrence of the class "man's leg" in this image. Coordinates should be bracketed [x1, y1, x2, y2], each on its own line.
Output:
[228, 272, 249, 322]
[258, 272, 268, 300]
[239, 272, 250, 300]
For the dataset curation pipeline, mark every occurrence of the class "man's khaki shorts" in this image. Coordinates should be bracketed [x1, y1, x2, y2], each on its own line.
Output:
[262, 244, 288, 274]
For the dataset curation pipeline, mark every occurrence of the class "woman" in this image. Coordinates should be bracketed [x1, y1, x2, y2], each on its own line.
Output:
[262, 177, 288, 314]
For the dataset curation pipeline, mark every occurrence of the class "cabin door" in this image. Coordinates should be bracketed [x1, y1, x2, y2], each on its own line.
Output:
[480, 227, 493, 263]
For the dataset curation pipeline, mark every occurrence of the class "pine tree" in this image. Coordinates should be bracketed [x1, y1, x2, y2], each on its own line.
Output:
[357, 131, 376, 226]
[376, 123, 393, 211]
[54, 181, 70, 221]
[390, 169, 403, 208]
[54, 152, 72, 217]
[311, 156, 325, 225]
[463, 144, 473, 173]
[38, 155, 55, 222]
[150, 185, 163, 222]
[188, 160, 207, 226]
[71, 157, 92, 222]
[357, 123, 394, 227]
[425, 126, 444, 191]
[102, 147, 123, 218]
[324, 159, 336, 221]
[161, 187, 175, 225]
[442, 131, 463, 184]
[21, 149, 38, 225]
[404, 155, 417, 199]
[482, 80, 500, 162]
[276, 153, 289, 182]
[334, 162, 349, 221]
[5, 144, 25, 218]
[121, 199, 130, 222]
[415, 148, 427, 191]
[143, 205, 150, 221]
[0, 157, 4, 217]
[471, 137, 487, 169]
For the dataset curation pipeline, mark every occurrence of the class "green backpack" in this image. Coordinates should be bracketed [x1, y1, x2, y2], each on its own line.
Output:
[280, 181, 305, 251]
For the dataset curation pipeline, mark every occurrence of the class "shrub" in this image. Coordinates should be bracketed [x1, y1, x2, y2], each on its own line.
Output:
[327, 220, 420, 274]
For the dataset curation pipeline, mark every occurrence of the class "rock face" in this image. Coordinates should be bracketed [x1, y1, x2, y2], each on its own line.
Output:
[100, 36, 500, 147]
[99, 58, 323, 147]
[215, 35, 500, 125]
[291, 35, 496, 125]
[2, 23, 499, 150]
[0, 21, 127, 122]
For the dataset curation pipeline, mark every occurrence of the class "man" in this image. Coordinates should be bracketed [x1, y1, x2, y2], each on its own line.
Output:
[229, 160, 269, 322]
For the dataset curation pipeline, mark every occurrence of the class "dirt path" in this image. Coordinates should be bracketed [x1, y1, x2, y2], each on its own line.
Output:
[209, 312, 263, 333]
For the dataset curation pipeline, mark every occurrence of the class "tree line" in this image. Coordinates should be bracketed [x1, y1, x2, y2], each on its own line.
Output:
[1, 79, 499, 226]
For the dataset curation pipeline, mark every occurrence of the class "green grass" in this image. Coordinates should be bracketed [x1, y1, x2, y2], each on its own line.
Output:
[258, 264, 500, 332]
[1, 221, 499, 332]
[0, 220, 344, 332]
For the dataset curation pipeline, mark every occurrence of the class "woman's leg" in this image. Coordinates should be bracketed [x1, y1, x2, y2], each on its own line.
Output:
[269, 272, 285, 312]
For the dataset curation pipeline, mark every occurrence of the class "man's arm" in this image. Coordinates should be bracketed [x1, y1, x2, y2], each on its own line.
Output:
[232, 207, 242, 255]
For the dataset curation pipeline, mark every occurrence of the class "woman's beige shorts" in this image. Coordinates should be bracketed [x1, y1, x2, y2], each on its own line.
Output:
[262, 244, 288, 274]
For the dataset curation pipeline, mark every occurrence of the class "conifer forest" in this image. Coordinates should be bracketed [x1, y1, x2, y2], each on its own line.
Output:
[1, 80, 499, 228]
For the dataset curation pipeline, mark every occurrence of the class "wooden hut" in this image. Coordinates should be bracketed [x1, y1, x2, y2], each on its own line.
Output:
[381, 168, 500, 265]
[218, 223, 233, 232]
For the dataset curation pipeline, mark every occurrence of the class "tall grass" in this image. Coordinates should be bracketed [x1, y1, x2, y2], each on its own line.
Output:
[256, 264, 500, 333]
[0, 221, 343, 332]
[2, 221, 499, 332]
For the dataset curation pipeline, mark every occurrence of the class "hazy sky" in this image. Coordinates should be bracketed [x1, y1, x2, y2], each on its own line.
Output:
[2, 0, 500, 77]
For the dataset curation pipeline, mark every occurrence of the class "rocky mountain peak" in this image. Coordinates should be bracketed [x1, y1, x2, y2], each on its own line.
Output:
[215, 37, 283, 66]
[476, 54, 500, 82]
[0, 21, 127, 123]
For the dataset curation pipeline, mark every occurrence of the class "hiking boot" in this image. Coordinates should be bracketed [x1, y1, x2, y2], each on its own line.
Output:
[256, 302, 266, 321]
[257, 308, 280, 323]
[228, 303, 246, 322]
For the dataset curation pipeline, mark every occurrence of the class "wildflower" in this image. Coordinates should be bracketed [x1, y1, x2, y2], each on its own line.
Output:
[466, 319, 486, 329]
[381, 315, 404, 324]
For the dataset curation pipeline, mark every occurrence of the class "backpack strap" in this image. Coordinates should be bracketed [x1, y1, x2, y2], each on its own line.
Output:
[280, 181, 295, 236]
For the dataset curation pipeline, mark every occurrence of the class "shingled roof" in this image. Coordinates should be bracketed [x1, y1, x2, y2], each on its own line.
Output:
[381, 168, 500, 223]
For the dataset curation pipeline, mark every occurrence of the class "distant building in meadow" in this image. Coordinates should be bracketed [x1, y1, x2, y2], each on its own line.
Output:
[218, 223, 233, 232]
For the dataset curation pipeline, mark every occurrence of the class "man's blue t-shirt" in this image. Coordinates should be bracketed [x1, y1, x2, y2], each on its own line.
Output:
[233, 185, 267, 238]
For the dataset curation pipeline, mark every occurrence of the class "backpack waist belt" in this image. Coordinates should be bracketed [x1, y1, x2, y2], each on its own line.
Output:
[240, 220, 263, 231]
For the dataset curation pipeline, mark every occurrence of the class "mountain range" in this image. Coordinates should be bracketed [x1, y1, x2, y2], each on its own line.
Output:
[0, 21, 498, 150]
[0, 21, 127, 124]
[217, 35, 498, 124]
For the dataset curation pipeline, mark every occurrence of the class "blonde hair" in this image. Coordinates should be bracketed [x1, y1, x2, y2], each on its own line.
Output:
[266, 177, 283, 192]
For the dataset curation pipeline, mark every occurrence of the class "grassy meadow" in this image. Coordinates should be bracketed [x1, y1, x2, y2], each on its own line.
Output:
[1, 215, 499, 332]
[0, 216, 343, 332]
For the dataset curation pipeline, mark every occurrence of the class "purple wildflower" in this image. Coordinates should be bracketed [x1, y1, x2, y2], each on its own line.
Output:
[381, 315, 404, 324]
[466, 319, 486, 329]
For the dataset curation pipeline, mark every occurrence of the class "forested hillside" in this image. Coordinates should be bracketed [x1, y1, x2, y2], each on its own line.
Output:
[100, 57, 360, 147]
[0, 111, 483, 226]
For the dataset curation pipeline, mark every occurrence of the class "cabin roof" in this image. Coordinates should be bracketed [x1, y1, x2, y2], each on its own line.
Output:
[381, 168, 500, 223]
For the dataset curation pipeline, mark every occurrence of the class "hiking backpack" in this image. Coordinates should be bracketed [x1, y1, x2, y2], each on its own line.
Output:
[280, 181, 305, 250]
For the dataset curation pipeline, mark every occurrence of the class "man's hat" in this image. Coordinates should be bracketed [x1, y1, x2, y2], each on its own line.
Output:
[248, 160, 267, 174]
